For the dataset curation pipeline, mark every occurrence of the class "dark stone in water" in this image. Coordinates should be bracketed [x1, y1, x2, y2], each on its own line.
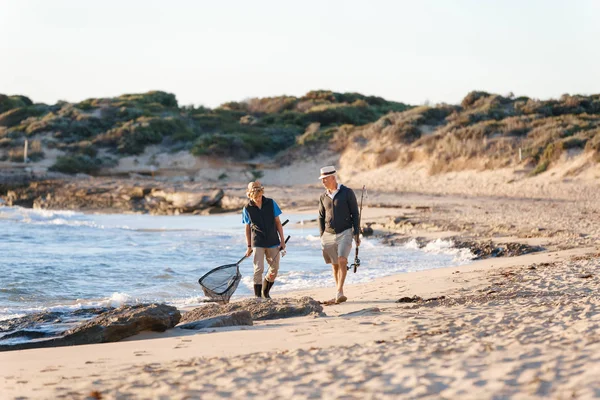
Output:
[0, 308, 111, 333]
[0, 303, 180, 352]
[0, 330, 54, 340]
[0, 312, 63, 333]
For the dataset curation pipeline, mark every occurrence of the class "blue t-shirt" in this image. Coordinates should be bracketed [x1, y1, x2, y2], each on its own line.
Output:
[242, 200, 282, 224]
[242, 200, 282, 249]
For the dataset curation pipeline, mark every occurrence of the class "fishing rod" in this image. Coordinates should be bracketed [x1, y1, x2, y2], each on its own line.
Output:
[350, 186, 366, 273]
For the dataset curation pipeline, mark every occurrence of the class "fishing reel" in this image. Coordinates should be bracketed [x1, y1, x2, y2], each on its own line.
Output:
[349, 256, 360, 273]
[348, 244, 361, 273]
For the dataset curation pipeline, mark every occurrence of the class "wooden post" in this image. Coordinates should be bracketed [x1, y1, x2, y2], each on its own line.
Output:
[518, 148, 522, 162]
[24, 140, 28, 163]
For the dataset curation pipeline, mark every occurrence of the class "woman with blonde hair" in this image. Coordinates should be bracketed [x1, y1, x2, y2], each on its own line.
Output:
[242, 181, 286, 299]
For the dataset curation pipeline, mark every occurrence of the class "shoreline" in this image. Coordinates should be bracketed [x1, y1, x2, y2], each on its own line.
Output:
[1, 244, 598, 398]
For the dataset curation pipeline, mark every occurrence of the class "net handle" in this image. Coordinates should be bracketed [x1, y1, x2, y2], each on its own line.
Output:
[238, 219, 289, 264]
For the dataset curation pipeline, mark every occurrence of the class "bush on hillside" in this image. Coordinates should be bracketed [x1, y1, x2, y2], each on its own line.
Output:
[49, 154, 102, 174]
[0, 106, 48, 127]
[0, 94, 33, 114]
[117, 91, 178, 108]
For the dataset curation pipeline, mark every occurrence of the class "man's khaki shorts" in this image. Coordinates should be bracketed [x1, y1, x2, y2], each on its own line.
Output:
[321, 228, 353, 264]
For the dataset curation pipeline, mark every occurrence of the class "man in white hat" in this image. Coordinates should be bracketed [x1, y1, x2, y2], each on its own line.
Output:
[318, 166, 361, 304]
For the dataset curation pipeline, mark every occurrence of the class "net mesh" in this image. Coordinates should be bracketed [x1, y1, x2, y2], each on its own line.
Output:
[198, 263, 242, 304]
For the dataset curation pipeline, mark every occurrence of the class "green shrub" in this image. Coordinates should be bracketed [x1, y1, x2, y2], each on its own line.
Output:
[306, 104, 377, 126]
[541, 142, 564, 163]
[530, 160, 549, 175]
[0, 94, 33, 114]
[117, 91, 178, 108]
[561, 136, 587, 150]
[49, 154, 102, 174]
[76, 141, 98, 157]
[0, 106, 47, 127]
[296, 126, 337, 145]
[191, 133, 237, 156]
[116, 123, 163, 154]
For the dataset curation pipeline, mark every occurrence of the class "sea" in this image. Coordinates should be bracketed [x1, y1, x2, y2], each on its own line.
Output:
[0, 205, 473, 345]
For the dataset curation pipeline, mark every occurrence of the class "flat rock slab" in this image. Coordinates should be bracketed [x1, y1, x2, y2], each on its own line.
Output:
[178, 310, 253, 330]
[180, 297, 324, 324]
[0, 303, 180, 352]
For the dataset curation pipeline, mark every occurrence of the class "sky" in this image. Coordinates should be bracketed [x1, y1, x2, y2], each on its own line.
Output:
[1, 0, 599, 108]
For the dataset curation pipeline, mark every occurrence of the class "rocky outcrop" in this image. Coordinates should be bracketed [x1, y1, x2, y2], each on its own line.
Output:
[180, 297, 324, 323]
[177, 310, 253, 330]
[0, 303, 180, 352]
[181, 297, 323, 322]
[0, 178, 246, 215]
[452, 240, 543, 259]
[63, 303, 180, 341]
[0, 308, 110, 339]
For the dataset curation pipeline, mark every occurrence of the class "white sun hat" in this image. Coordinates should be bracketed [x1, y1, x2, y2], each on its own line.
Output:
[318, 165, 337, 180]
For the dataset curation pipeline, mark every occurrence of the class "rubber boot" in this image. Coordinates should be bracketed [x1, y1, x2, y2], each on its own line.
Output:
[253, 284, 263, 298]
[261, 278, 275, 299]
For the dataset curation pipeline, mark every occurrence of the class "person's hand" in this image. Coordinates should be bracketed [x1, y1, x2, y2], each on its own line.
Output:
[245, 247, 253, 257]
[355, 235, 361, 247]
[280, 240, 286, 251]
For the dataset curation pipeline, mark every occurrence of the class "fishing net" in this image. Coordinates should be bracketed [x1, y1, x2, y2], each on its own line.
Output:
[198, 219, 290, 304]
[198, 262, 242, 304]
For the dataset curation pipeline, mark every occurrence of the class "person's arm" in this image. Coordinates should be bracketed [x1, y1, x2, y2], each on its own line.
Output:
[274, 216, 285, 250]
[245, 224, 253, 256]
[242, 207, 253, 257]
[318, 195, 325, 237]
[347, 189, 361, 246]
[271, 200, 285, 249]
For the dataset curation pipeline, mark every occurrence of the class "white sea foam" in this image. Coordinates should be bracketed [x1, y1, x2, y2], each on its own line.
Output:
[402, 238, 474, 263]
[102, 292, 135, 308]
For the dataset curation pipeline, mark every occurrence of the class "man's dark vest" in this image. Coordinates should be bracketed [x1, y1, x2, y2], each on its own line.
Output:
[244, 197, 279, 248]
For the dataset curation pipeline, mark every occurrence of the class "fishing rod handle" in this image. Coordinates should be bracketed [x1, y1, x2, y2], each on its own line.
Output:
[277, 235, 290, 248]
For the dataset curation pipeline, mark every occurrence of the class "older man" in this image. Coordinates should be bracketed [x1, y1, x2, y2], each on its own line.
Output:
[242, 181, 286, 299]
[318, 166, 361, 304]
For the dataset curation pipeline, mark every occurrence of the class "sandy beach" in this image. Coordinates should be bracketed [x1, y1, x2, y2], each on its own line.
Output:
[2, 166, 600, 399]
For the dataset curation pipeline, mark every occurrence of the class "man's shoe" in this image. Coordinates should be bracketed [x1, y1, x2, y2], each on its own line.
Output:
[335, 293, 347, 304]
[254, 284, 263, 298]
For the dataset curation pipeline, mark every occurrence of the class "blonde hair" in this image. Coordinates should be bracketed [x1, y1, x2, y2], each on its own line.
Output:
[246, 181, 264, 199]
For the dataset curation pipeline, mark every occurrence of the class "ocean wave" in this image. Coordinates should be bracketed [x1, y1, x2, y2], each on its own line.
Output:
[403, 238, 474, 263]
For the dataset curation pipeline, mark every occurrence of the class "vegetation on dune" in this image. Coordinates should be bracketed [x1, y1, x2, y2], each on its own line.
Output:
[328, 91, 600, 175]
[0, 89, 409, 174]
[1, 88, 600, 176]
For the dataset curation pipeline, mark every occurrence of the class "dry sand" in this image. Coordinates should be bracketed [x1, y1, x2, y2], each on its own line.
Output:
[2, 157, 600, 399]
